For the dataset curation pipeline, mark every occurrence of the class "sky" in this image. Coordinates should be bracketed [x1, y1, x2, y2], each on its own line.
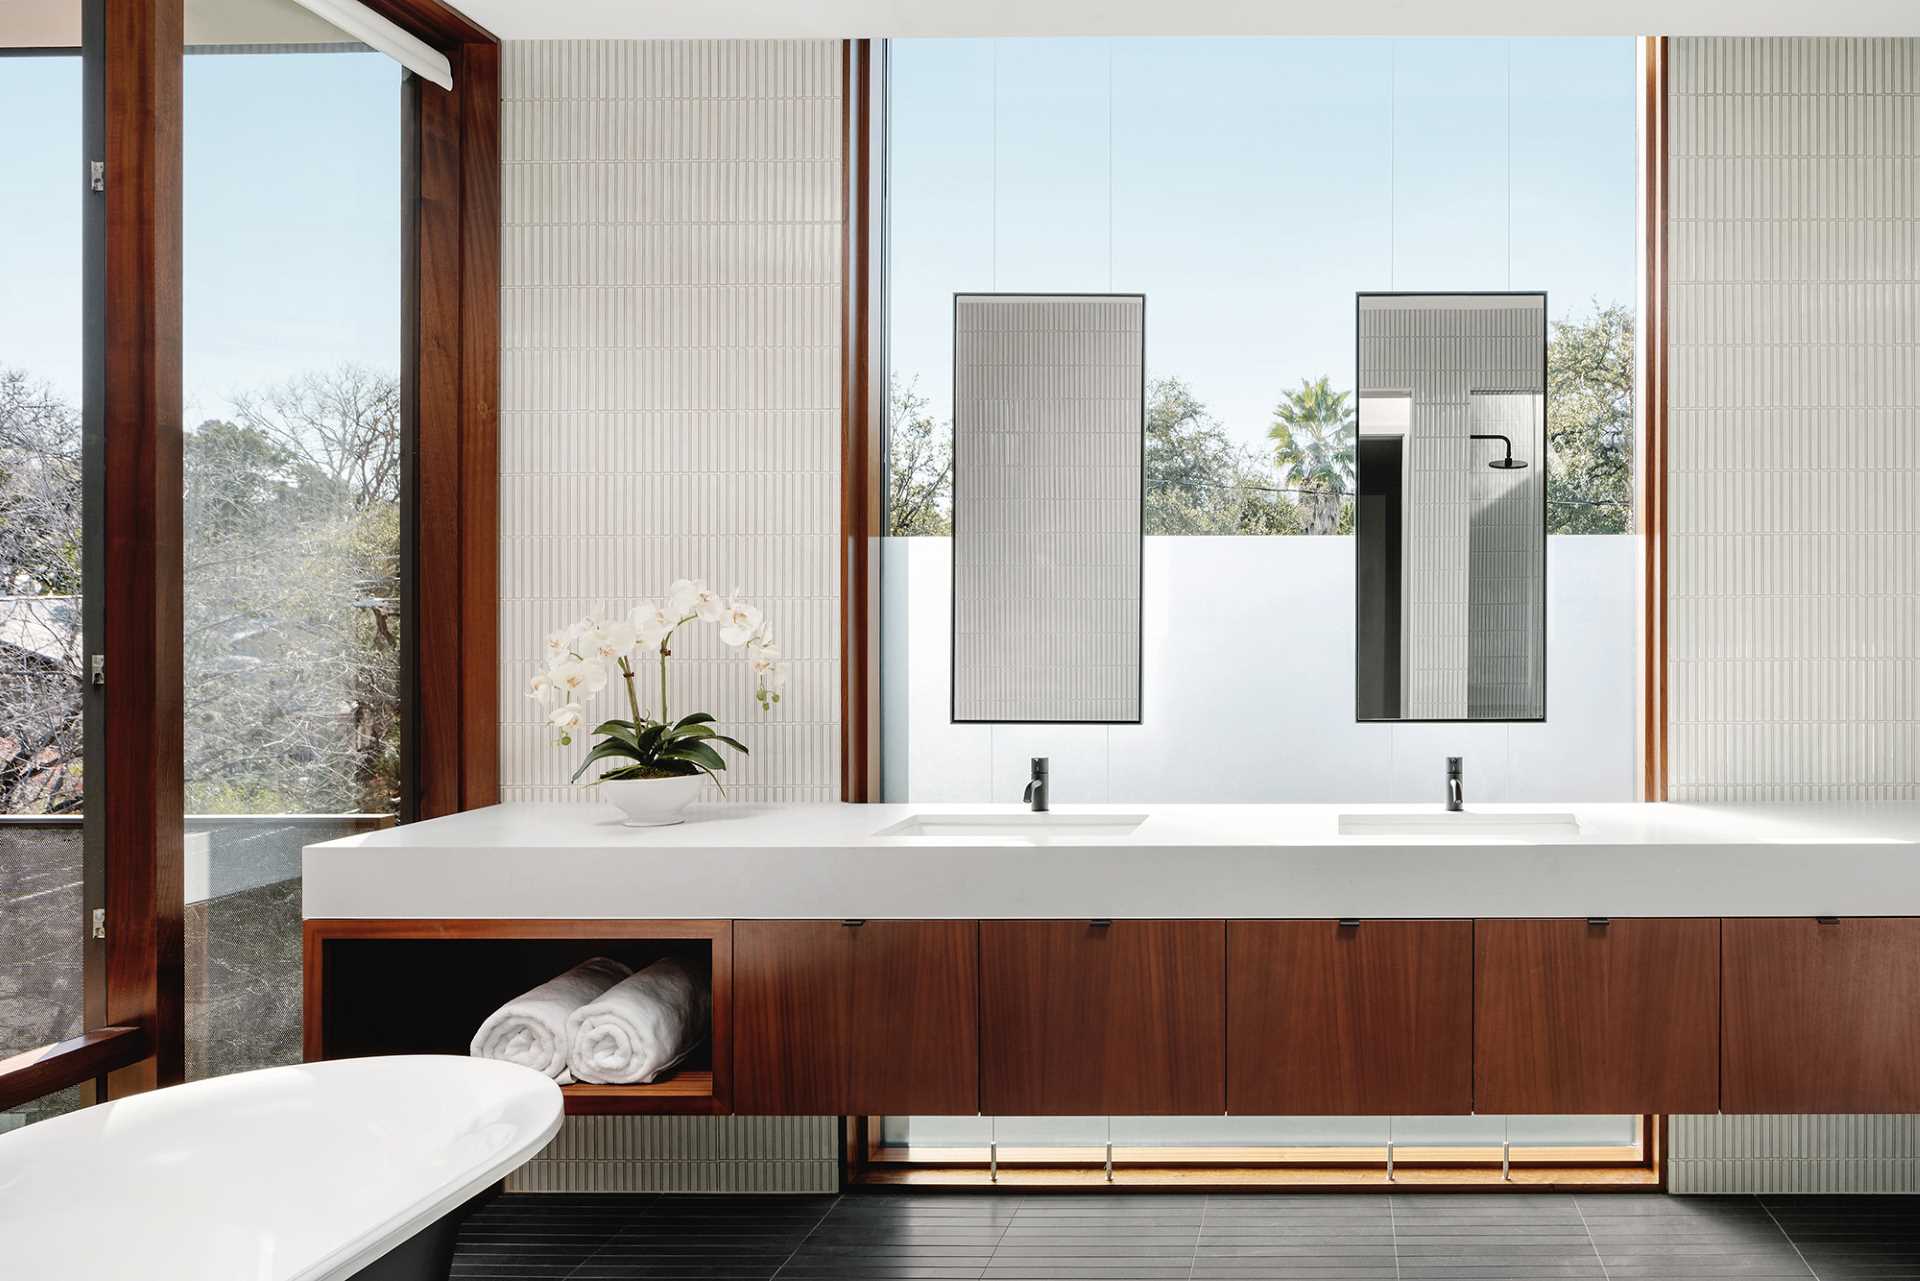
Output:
[0, 48, 400, 417]
[889, 37, 1638, 452]
[6, 36, 1633, 450]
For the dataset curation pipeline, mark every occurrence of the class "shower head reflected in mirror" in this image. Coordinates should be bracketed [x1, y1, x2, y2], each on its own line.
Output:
[1470, 432, 1528, 469]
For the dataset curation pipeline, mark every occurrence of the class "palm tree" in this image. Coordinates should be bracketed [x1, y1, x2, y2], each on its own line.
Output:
[1268, 376, 1356, 535]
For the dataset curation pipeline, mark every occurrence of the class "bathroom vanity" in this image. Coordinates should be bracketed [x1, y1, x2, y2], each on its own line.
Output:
[302, 802, 1920, 1120]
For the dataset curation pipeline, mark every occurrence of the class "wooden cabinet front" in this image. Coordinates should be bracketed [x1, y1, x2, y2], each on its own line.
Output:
[1228, 920, 1473, 1115]
[734, 921, 853, 1114]
[980, 919, 1225, 1115]
[849, 920, 979, 1115]
[1724, 917, 1920, 1114]
[734, 920, 979, 1115]
[1475, 918, 1720, 1115]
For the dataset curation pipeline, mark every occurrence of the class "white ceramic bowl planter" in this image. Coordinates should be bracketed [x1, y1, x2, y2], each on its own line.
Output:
[600, 775, 705, 827]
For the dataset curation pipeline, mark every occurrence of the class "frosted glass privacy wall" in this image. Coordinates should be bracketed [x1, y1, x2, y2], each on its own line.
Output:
[951, 294, 1145, 724]
[1354, 293, 1547, 722]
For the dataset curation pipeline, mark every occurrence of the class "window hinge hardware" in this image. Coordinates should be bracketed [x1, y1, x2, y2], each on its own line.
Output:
[92, 908, 106, 940]
[90, 654, 105, 687]
[90, 160, 104, 192]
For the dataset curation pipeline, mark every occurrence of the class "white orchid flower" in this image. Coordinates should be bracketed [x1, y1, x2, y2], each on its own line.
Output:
[690, 582, 725, 622]
[549, 657, 607, 696]
[718, 595, 763, 647]
[666, 578, 703, 619]
[566, 616, 593, 641]
[527, 672, 554, 704]
[548, 701, 584, 734]
[750, 644, 782, 678]
[543, 628, 571, 660]
[631, 602, 675, 647]
[583, 619, 637, 662]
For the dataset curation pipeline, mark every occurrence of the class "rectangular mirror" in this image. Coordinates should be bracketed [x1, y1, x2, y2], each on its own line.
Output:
[951, 293, 1144, 724]
[1355, 292, 1547, 722]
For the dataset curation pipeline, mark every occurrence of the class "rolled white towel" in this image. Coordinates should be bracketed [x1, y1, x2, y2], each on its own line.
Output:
[565, 956, 711, 1085]
[470, 956, 632, 1081]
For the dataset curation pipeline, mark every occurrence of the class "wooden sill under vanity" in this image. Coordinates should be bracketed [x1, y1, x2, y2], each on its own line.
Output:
[844, 1117, 1665, 1192]
[302, 918, 733, 1116]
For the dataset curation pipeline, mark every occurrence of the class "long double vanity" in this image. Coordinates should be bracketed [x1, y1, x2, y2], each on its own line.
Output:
[303, 801, 1920, 1119]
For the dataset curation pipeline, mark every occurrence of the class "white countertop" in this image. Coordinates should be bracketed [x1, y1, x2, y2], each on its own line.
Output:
[302, 801, 1920, 920]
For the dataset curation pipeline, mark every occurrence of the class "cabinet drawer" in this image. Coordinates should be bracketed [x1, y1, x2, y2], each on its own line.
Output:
[980, 920, 1225, 1116]
[1475, 918, 1719, 1115]
[1724, 917, 1920, 1114]
[1228, 920, 1472, 1115]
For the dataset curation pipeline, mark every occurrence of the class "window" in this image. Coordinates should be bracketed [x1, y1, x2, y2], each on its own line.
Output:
[882, 37, 1640, 806]
[1, 13, 88, 1129]
[181, 27, 401, 1079]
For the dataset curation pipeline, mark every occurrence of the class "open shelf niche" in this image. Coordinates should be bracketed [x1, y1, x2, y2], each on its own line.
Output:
[302, 919, 732, 1115]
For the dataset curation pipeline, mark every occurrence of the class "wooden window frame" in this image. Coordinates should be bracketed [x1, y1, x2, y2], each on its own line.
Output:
[1638, 35, 1670, 802]
[841, 38, 882, 801]
[2, 0, 499, 1112]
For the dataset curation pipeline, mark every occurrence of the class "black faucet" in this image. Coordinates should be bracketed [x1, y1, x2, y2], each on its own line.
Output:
[1446, 756, 1464, 812]
[1023, 757, 1050, 812]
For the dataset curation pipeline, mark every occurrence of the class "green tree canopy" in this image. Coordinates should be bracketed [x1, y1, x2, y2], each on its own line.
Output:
[886, 377, 952, 536]
[1547, 301, 1634, 534]
[1268, 376, 1355, 535]
[1147, 377, 1302, 535]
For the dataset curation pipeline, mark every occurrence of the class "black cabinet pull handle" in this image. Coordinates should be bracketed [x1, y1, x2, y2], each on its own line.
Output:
[1586, 917, 1611, 928]
[1089, 918, 1112, 928]
[1337, 918, 1362, 929]
[1816, 916, 1841, 925]
[841, 919, 865, 928]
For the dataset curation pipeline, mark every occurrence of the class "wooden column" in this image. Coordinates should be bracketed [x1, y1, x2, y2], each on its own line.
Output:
[102, 0, 185, 1093]
[406, 43, 500, 820]
[839, 39, 880, 802]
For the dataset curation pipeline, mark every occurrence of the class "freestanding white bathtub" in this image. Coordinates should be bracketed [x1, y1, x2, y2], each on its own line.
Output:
[0, 1055, 562, 1281]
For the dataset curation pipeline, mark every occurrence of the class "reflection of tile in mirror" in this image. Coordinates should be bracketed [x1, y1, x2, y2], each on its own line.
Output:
[1469, 392, 1544, 718]
[1356, 293, 1545, 722]
[952, 294, 1143, 724]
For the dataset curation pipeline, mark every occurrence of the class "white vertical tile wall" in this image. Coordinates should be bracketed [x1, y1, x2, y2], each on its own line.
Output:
[496, 39, 846, 1191]
[1668, 35, 1920, 1193]
[498, 40, 843, 805]
[1669, 36, 1920, 803]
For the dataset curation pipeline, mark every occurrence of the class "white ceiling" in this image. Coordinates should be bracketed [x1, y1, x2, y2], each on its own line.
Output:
[453, 0, 1920, 40]
[4, 0, 347, 48]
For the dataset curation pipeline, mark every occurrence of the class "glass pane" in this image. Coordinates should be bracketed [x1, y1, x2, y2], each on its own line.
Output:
[182, 23, 401, 1080]
[882, 35, 1639, 806]
[1, 14, 86, 1129]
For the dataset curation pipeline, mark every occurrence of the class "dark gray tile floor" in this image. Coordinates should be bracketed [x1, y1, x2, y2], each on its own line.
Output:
[451, 1192, 1920, 1281]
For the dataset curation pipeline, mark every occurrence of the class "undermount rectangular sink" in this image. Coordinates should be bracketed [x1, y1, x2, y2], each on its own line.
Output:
[1338, 811, 1581, 838]
[876, 812, 1149, 839]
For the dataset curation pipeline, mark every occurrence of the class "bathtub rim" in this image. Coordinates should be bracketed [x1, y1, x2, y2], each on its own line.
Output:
[0, 1055, 564, 1281]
